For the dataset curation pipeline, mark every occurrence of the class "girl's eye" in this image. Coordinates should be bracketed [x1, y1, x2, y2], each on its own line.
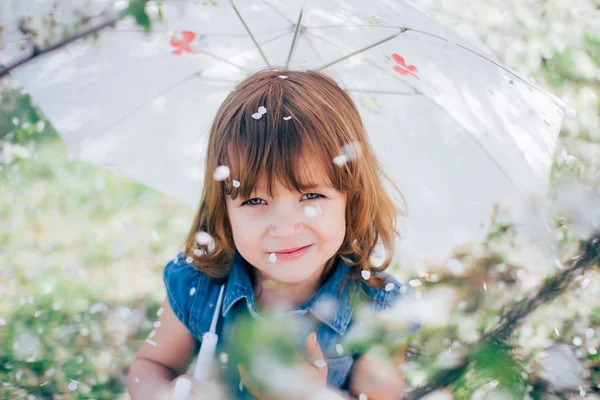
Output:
[302, 193, 324, 200]
[241, 198, 266, 206]
[241, 193, 323, 206]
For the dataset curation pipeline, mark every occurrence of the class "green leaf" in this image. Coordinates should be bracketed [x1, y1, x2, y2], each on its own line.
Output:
[120, 0, 151, 33]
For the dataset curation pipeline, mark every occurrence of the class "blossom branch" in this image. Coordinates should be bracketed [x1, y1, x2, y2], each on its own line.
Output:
[404, 231, 600, 400]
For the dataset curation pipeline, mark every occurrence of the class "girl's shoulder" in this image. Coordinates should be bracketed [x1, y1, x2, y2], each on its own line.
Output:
[357, 271, 422, 336]
[358, 272, 410, 310]
[162, 252, 222, 339]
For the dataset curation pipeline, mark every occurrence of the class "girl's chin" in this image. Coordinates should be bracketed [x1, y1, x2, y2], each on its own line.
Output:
[257, 258, 323, 284]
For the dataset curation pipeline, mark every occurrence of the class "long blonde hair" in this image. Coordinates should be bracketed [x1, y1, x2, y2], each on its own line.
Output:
[183, 67, 405, 292]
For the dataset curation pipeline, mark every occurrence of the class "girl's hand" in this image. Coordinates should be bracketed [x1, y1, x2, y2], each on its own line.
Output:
[158, 374, 226, 400]
[238, 332, 330, 400]
[349, 341, 407, 400]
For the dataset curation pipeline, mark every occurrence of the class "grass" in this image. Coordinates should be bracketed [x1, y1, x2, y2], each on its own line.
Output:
[0, 136, 195, 399]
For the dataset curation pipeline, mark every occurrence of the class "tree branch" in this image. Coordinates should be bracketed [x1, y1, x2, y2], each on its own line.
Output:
[0, 15, 120, 79]
[404, 231, 600, 400]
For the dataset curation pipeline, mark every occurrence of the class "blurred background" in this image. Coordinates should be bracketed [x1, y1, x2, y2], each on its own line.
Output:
[1, 0, 599, 399]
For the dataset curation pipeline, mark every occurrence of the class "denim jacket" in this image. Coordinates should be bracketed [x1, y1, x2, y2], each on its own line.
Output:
[163, 251, 420, 399]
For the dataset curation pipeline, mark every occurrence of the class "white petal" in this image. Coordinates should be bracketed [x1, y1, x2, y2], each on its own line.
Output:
[213, 165, 230, 181]
[258, 106, 267, 114]
[252, 112, 263, 120]
[361, 270, 371, 280]
[333, 154, 349, 166]
[269, 253, 277, 263]
[195, 231, 214, 245]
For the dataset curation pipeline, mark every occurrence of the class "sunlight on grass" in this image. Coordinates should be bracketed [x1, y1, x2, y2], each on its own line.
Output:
[0, 137, 196, 398]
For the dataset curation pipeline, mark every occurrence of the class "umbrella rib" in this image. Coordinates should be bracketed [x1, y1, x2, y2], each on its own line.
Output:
[315, 30, 405, 70]
[345, 89, 417, 96]
[285, 3, 305, 69]
[455, 44, 547, 98]
[301, 28, 325, 67]
[230, 0, 270, 67]
[307, 24, 409, 29]
[305, 30, 418, 95]
[306, 33, 523, 193]
[262, 0, 296, 26]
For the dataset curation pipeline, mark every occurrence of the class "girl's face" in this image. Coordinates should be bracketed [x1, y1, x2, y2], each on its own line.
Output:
[225, 164, 346, 285]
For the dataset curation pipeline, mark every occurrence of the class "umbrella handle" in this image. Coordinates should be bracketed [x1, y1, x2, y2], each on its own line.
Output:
[193, 331, 219, 382]
[170, 331, 218, 400]
[171, 377, 192, 400]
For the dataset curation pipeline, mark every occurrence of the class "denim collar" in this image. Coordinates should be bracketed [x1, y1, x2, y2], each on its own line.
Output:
[221, 251, 354, 335]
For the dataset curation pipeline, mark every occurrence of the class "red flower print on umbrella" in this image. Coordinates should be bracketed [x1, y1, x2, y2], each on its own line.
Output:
[392, 53, 420, 80]
[170, 31, 199, 55]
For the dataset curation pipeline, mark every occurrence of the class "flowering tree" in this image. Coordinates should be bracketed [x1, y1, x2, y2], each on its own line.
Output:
[0, 1, 599, 399]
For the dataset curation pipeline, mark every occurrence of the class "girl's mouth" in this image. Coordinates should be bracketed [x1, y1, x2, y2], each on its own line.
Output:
[273, 244, 313, 261]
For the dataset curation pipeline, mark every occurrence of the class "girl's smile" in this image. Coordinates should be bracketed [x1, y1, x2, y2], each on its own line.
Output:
[270, 244, 314, 261]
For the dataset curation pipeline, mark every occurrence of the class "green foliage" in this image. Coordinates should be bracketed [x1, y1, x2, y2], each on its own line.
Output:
[120, 0, 151, 33]
[0, 85, 53, 144]
[451, 342, 527, 400]
[1, 282, 162, 398]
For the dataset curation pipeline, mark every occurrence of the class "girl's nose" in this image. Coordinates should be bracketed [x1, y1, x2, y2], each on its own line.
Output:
[267, 207, 304, 238]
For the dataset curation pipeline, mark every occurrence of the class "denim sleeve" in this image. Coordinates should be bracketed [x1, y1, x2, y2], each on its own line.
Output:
[162, 252, 202, 330]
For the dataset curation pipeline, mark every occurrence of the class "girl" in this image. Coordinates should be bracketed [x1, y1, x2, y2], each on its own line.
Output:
[128, 67, 419, 400]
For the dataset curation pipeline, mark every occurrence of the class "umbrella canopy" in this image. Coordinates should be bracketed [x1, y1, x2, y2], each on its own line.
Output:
[3, 0, 569, 263]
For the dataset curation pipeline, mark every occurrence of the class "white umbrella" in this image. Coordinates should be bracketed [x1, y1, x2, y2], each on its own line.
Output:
[3, 0, 570, 264]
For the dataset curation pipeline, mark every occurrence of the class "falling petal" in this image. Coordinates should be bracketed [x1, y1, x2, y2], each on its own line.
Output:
[336, 343, 344, 355]
[303, 205, 322, 218]
[186, 256, 194, 264]
[361, 270, 371, 280]
[258, 106, 267, 114]
[333, 154, 349, 166]
[278, 75, 288, 79]
[195, 231, 214, 246]
[219, 352, 229, 364]
[232, 180, 241, 188]
[193, 248, 206, 257]
[67, 381, 79, 391]
[489, 380, 499, 387]
[555, 328, 560, 336]
[252, 112, 263, 120]
[190, 287, 196, 296]
[35, 120, 45, 132]
[283, 116, 292, 120]
[483, 282, 487, 291]
[314, 360, 327, 368]
[359, 394, 368, 400]
[269, 253, 277, 263]
[146, 339, 157, 347]
[385, 282, 395, 292]
[213, 165, 230, 181]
